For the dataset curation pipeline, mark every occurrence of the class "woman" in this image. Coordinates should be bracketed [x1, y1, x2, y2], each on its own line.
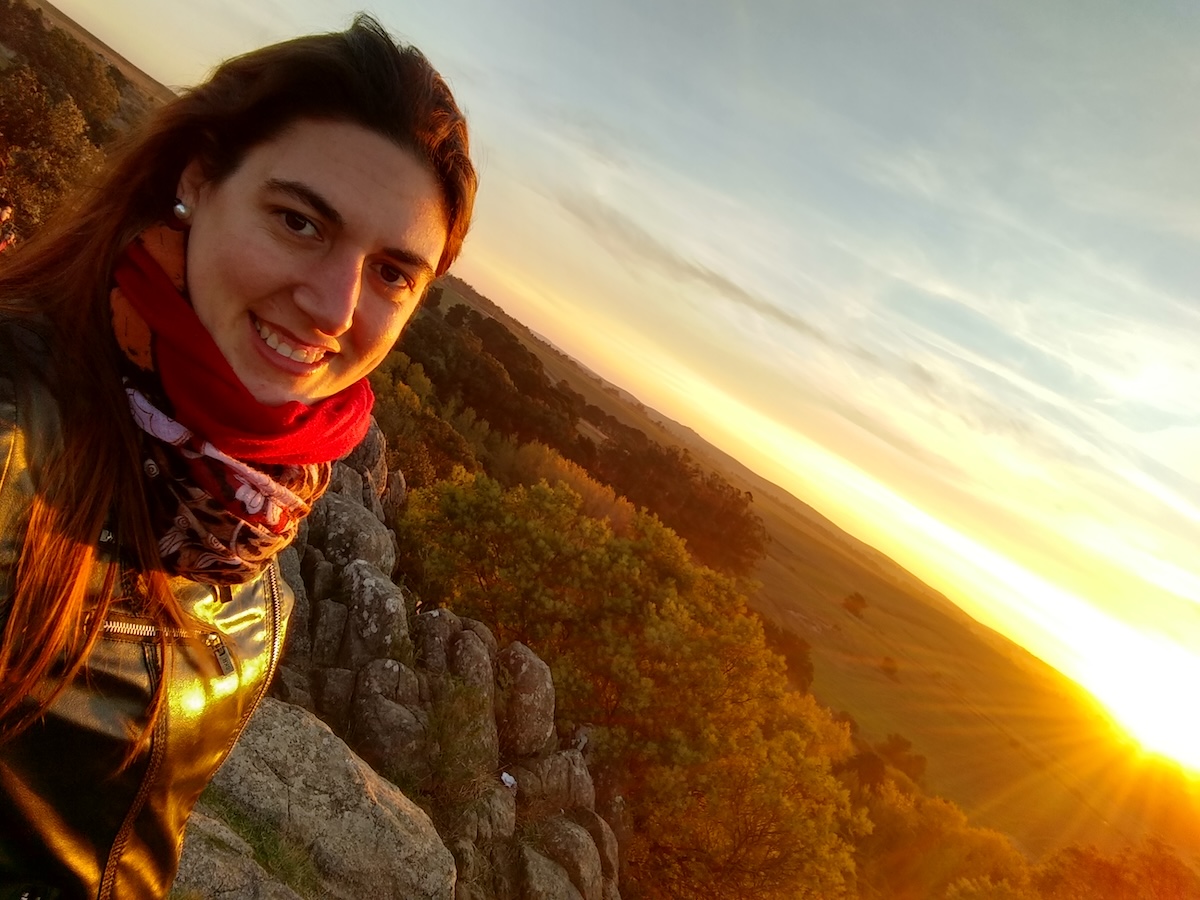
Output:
[0, 16, 475, 899]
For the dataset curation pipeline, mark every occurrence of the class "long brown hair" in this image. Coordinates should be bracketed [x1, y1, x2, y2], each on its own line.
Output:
[0, 15, 477, 739]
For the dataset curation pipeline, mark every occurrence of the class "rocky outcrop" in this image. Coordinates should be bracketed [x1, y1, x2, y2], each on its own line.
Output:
[174, 811, 306, 900]
[496, 642, 556, 758]
[182, 420, 622, 900]
[177, 699, 454, 900]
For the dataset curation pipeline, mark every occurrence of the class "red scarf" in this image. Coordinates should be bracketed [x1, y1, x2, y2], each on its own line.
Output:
[112, 226, 373, 465]
[108, 226, 372, 583]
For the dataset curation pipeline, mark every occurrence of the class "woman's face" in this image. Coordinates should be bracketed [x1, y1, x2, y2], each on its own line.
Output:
[177, 118, 448, 407]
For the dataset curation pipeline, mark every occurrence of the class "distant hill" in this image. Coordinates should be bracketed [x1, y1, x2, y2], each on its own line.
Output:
[438, 274, 1200, 858]
[22, 0, 176, 103]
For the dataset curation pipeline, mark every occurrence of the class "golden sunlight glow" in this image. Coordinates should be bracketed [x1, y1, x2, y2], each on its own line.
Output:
[1079, 628, 1200, 770]
[465, 263, 1200, 773]
[611, 357, 1200, 772]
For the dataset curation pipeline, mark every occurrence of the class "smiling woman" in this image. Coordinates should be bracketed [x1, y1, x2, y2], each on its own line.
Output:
[0, 16, 474, 899]
[179, 118, 448, 406]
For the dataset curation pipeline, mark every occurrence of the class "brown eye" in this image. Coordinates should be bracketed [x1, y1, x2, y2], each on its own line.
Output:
[282, 211, 316, 235]
[379, 263, 403, 285]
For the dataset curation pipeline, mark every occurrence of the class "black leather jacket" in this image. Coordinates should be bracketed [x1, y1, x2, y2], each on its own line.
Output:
[0, 322, 292, 899]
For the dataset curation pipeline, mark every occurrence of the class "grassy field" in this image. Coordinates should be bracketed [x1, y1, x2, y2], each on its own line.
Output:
[440, 275, 1200, 859]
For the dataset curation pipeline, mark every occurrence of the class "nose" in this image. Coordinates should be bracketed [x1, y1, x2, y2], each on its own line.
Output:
[294, 251, 363, 336]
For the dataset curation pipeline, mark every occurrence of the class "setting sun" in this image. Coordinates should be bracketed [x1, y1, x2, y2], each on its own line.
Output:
[1079, 627, 1200, 772]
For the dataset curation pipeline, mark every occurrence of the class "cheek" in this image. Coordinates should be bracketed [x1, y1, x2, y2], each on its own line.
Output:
[189, 229, 283, 320]
[351, 303, 415, 370]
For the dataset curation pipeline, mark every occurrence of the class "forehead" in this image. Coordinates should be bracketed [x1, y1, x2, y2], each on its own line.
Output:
[235, 118, 447, 267]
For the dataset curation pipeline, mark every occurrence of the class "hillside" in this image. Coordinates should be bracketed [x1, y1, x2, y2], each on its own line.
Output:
[439, 275, 1200, 858]
[22, 0, 176, 102]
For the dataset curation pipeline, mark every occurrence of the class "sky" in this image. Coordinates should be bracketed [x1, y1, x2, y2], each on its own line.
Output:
[50, 0, 1200, 768]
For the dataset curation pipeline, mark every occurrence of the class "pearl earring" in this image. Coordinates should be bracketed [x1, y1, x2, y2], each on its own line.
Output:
[173, 201, 191, 221]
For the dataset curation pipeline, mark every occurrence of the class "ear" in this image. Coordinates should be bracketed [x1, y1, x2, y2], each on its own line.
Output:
[176, 158, 208, 209]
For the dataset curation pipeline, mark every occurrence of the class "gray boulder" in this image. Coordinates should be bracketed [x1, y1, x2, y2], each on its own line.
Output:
[355, 656, 402, 703]
[510, 750, 595, 816]
[276, 546, 310, 670]
[496, 643, 555, 759]
[521, 846, 584, 900]
[381, 467, 408, 528]
[310, 600, 348, 668]
[343, 416, 388, 493]
[455, 783, 517, 845]
[175, 810, 305, 900]
[449, 630, 495, 697]
[569, 808, 619, 881]
[335, 560, 412, 670]
[312, 667, 354, 733]
[208, 698, 455, 900]
[308, 491, 397, 573]
[540, 816, 604, 900]
[347, 692, 432, 788]
[301, 545, 336, 604]
[413, 607, 463, 675]
[270, 665, 314, 712]
[461, 618, 498, 666]
[361, 470, 388, 523]
[329, 462, 364, 503]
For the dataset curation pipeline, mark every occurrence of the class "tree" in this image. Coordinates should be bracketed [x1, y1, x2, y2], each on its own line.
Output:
[1033, 840, 1200, 900]
[757, 613, 814, 693]
[0, 64, 104, 229]
[853, 779, 1029, 900]
[946, 876, 1037, 900]
[0, 0, 121, 143]
[842, 591, 868, 618]
[392, 471, 862, 898]
[876, 733, 926, 784]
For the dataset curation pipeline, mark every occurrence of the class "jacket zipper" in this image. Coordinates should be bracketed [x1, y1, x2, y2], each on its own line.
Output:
[96, 559, 284, 896]
[243, 558, 284, 721]
[207, 557, 284, 792]
[98, 635, 170, 900]
[100, 619, 236, 676]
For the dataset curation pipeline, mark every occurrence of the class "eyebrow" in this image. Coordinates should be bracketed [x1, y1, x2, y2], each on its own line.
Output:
[265, 177, 437, 281]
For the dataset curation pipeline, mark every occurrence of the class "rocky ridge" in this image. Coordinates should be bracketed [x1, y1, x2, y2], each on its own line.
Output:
[174, 419, 621, 900]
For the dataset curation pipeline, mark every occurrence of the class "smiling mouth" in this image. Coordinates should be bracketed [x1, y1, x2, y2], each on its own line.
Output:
[253, 316, 330, 365]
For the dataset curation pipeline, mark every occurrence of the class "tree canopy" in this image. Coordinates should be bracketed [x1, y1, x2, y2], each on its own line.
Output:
[393, 471, 864, 898]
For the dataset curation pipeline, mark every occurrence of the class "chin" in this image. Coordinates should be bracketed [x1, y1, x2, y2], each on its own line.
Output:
[243, 381, 310, 408]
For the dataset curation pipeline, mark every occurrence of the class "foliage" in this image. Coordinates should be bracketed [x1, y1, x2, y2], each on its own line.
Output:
[842, 591, 868, 617]
[875, 732, 926, 784]
[368, 352, 480, 488]
[852, 778, 1030, 900]
[396, 299, 768, 575]
[393, 471, 863, 899]
[0, 0, 121, 143]
[1032, 839, 1200, 900]
[0, 63, 104, 229]
[757, 611, 815, 693]
[491, 438, 637, 536]
[946, 876, 1038, 900]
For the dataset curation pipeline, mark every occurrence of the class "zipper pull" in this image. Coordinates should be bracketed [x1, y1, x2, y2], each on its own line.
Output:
[206, 633, 236, 676]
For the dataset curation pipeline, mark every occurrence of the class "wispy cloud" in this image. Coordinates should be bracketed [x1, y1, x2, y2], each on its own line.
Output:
[555, 191, 833, 344]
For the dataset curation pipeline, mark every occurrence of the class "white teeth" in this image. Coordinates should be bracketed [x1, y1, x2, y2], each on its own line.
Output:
[255, 318, 326, 364]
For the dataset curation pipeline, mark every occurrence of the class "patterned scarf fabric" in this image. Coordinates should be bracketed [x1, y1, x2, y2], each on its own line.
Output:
[108, 225, 368, 584]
